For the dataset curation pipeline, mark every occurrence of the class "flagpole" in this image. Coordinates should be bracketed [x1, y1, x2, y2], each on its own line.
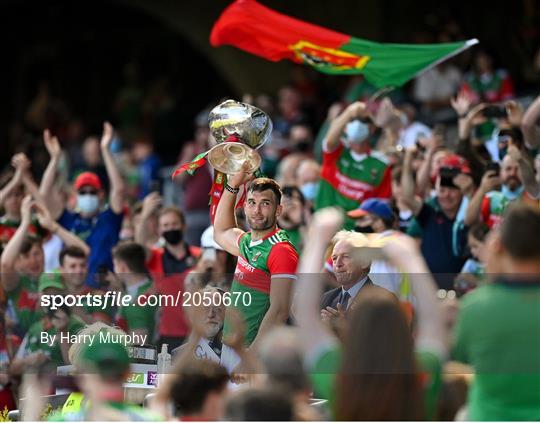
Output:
[413, 38, 479, 79]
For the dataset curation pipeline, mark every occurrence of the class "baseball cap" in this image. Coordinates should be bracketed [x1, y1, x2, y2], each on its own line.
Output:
[74, 172, 102, 191]
[439, 154, 471, 175]
[80, 334, 130, 377]
[38, 271, 65, 292]
[347, 198, 394, 220]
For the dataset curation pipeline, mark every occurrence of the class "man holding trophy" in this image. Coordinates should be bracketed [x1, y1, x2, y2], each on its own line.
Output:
[186, 100, 299, 350]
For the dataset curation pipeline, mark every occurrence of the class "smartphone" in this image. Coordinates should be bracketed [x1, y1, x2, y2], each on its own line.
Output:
[482, 105, 508, 119]
[485, 162, 500, 176]
[439, 167, 459, 187]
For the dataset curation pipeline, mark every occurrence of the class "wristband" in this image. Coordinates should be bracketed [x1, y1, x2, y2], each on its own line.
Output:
[225, 184, 239, 194]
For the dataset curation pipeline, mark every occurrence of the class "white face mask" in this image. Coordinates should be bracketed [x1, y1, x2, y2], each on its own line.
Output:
[77, 194, 100, 215]
[343, 120, 369, 147]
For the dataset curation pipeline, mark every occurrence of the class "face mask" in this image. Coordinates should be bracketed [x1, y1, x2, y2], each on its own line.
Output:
[501, 184, 524, 201]
[162, 229, 183, 245]
[77, 194, 99, 215]
[343, 120, 369, 147]
[300, 182, 318, 201]
[355, 225, 375, 234]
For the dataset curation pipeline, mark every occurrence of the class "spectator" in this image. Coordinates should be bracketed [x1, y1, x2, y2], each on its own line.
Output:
[224, 387, 294, 421]
[315, 101, 393, 229]
[172, 286, 239, 373]
[164, 358, 229, 421]
[70, 135, 109, 192]
[453, 204, 540, 420]
[112, 242, 157, 343]
[461, 50, 515, 103]
[136, 195, 200, 350]
[274, 86, 306, 137]
[295, 208, 445, 420]
[413, 62, 462, 117]
[296, 159, 320, 206]
[38, 246, 114, 324]
[175, 110, 213, 246]
[1, 196, 89, 337]
[347, 198, 410, 298]
[132, 135, 162, 200]
[41, 123, 125, 287]
[278, 186, 307, 251]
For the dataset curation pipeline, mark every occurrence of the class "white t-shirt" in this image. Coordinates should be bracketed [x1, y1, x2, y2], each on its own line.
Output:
[413, 66, 462, 102]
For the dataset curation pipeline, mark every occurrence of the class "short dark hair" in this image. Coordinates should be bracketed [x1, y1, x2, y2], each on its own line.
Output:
[468, 222, 490, 242]
[282, 185, 305, 205]
[20, 236, 42, 255]
[500, 203, 540, 260]
[112, 242, 148, 274]
[225, 387, 293, 421]
[169, 358, 229, 416]
[248, 178, 282, 204]
[159, 206, 185, 225]
[60, 246, 87, 266]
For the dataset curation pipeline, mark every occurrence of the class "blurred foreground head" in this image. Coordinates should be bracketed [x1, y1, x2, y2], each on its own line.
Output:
[336, 286, 423, 420]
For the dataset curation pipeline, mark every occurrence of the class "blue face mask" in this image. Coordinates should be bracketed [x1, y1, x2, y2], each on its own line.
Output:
[300, 182, 319, 201]
[77, 194, 100, 215]
[501, 184, 524, 201]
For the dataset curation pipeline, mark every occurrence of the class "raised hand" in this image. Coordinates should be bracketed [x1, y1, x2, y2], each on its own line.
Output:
[100, 121, 114, 150]
[309, 207, 344, 241]
[371, 97, 395, 127]
[33, 202, 56, 232]
[345, 101, 368, 120]
[451, 90, 473, 117]
[43, 129, 61, 159]
[228, 162, 255, 189]
[479, 170, 501, 194]
[141, 192, 162, 219]
[505, 101, 524, 127]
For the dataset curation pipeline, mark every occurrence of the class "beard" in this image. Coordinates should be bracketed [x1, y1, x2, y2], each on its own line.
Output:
[247, 215, 275, 231]
[204, 322, 222, 339]
[504, 177, 521, 191]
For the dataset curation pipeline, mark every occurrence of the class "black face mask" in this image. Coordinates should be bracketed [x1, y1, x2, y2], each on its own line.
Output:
[355, 225, 375, 234]
[162, 229, 183, 245]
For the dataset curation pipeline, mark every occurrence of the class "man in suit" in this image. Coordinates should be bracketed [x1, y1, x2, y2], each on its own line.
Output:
[321, 231, 374, 321]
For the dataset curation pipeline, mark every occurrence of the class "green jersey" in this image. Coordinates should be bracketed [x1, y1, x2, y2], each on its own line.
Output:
[6, 275, 41, 336]
[453, 279, 540, 421]
[116, 279, 157, 342]
[17, 316, 85, 366]
[224, 229, 298, 345]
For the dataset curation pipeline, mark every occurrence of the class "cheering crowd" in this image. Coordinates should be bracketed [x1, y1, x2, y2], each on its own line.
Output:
[1, 46, 540, 421]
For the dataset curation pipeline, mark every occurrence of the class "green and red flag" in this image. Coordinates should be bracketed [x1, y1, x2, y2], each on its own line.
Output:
[210, 0, 478, 88]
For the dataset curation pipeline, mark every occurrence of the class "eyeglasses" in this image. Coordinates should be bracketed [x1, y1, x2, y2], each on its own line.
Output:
[78, 189, 98, 196]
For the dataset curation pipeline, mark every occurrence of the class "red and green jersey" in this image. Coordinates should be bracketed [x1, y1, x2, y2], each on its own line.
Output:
[316, 145, 392, 228]
[5, 275, 41, 337]
[224, 228, 298, 345]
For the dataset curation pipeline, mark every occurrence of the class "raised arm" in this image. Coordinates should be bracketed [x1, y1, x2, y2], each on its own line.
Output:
[34, 202, 90, 256]
[100, 122, 125, 214]
[415, 144, 437, 197]
[522, 95, 540, 149]
[401, 147, 423, 215]
[380, 235, 445, 353]
[0, 154, 28, 207]
[324, 102, 368, 152]
[135, 192, 161, 248]
[213, 165, 251, 256]
[39, 129, 64, 220]
[464, 170, 500, 227]
[294, 208, 343, 354]
[1, 196, 33, 292]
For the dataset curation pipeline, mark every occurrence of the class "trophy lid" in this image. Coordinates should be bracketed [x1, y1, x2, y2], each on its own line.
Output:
[208, 100, 272, 150]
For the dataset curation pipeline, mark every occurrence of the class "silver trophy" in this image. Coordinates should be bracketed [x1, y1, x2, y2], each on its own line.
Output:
[207, 100, 272, 175]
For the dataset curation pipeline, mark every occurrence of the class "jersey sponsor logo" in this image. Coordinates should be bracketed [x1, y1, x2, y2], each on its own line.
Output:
[251, 251, 262, 262]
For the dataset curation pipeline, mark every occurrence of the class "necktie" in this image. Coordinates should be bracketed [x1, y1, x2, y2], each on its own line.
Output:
[339, 291, 351, 309]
